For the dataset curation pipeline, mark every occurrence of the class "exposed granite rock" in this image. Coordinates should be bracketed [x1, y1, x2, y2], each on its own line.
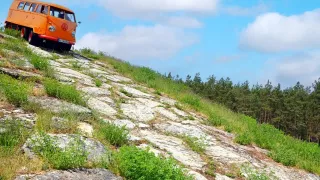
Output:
[154, 107, 180, 121]
[0, 67, 41, 79]
[15, 168, 122, 180]
[77, 122, 94, 137]
[87, 97, 117, 116]
[80, 87, 111, 97]
[120, 102, 155, 122]
[28, 96, 91, 115]
[113, 119, 136, 130]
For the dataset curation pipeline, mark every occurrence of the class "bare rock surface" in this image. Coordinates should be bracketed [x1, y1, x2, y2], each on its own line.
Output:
[77, 122, 94, 137]
[113, 119, 136, 129]
[120, 101, 155, 122]
[80, 87, 111, 97]
[28, 96, 91, 115]
[15, 168, 122, 180]
[87, 98, 117, 116]
[140, 130, 207, 170]
[154, 107, 180, 121]
[0, 67, 41, 79]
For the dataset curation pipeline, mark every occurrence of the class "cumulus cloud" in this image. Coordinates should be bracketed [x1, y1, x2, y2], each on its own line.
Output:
[240, 9, 320, 53]
[75, 25, 198, 60]
[262, 51, 320, 87]
[221, 3, 269, 16]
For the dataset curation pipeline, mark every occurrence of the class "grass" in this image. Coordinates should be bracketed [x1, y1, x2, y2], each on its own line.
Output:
[30, 132, 88, 170]
[0, 119, 42, 180]
[43, 78, 86, 106]
[181, 135, 206, 154]
[0, 74, 31, 107]
[113, 145, 192, 180]
[96, 120, 129, 147]
[2, 28, 20, 38]
[94, 53, 320, 175]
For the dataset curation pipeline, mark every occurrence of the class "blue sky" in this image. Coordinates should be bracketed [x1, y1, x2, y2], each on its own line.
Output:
[1, 0, 320, 88]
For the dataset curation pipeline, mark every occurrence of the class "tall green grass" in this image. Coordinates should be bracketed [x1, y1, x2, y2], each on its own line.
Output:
[0, 74, 31, 106]
[43, 78, 86, 106]
[100, 56, 320, 175]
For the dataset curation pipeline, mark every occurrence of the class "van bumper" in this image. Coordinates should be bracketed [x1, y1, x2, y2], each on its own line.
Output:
[38, 35, 75, 45]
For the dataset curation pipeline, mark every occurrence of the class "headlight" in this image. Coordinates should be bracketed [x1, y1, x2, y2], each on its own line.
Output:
[72, 31, 76, 37]
[49, 25, 56, 32]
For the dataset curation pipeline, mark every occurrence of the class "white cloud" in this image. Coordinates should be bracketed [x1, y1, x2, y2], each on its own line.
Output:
[75, 25, 198, 60]
[165, 16, 202, 28]
[240, 9, 320, 53]
[261, 51, 320, 87]
[221, 3, 268, 16]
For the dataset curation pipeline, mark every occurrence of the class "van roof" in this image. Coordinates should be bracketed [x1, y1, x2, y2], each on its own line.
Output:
[16, 0, 74, 13]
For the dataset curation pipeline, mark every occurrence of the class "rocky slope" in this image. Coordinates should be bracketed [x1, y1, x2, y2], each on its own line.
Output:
[0, 33, 319, 180]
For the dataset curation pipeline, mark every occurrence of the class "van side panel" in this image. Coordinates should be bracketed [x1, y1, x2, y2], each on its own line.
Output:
[32, 14, 47, 35]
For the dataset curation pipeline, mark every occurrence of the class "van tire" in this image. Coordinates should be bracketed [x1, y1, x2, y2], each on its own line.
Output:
[21, 27, 27, 39]
[28, 30, 38, 46]
[64, 44, 72, 51]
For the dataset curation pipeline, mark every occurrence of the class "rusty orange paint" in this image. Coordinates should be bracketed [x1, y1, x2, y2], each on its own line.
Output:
[5, 0, 78, 45]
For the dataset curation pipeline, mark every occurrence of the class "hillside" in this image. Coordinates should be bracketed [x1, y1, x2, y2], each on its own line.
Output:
[0, 30, 320, 180]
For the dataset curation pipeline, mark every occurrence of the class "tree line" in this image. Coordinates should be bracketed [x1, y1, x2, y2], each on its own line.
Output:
[165, 72, 320, 144]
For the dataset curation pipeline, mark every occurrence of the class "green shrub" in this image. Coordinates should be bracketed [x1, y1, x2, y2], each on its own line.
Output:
[31, 132, 88, 170]
[0, 74, 30, 106]
[181, 95, 201, 109]
[115, 146, 192, 180]
[97, 121, 128, 147]
[95, 79, 102, 87]
[43, 78, 86, 106]
[79, 48, 101, 60]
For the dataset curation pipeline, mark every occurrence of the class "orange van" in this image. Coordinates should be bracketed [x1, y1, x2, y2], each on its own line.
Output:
[4, 0, 78, 51]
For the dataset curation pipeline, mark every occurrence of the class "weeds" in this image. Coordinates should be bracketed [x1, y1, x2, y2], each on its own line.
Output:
[31, 132, 88, 170]
[0, 74, 31, 106]
[114, 145, 192, 180]
[96, 120, 128, 147]
[120, 88, 133, 97]
[3, 28, 20, 38]
[43, 78, 86, 106]
[0, 119, 28, 150]
[181, 135, 206, 154]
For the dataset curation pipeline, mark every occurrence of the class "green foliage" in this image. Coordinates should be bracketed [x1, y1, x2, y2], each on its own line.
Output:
[97, 121, 129, 147]
[95, 79, 102, 87]
[31, 132, 88, 170]
[78, 48, 101, 60]
[0, 74, 31, 106]
[115, 146, 192, 180]
[3, 28, 20, 38]
[29, 54, 49, 71]
[43, 78, 86, 106]
[0, 119, 28, 149]
[241, 164, 274, 180]
[182, 135, 206, 154]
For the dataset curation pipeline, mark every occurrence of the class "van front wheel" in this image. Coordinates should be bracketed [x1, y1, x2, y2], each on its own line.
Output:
[28, 30, 38, 46]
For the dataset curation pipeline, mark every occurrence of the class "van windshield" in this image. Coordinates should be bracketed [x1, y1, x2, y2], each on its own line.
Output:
[50, 6, 75, 23]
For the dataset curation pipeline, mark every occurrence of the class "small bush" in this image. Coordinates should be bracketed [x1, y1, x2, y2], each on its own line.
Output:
[43, 78, 86, 106]
[115, 146, 192, 180]
[235, 132, 252, 145]
[181, 95, 201, 109]
[97, 121, 128, 147]
[95, 79, 102, 87]
[31, 132, 88, 170]
[0, 74, 30, 106]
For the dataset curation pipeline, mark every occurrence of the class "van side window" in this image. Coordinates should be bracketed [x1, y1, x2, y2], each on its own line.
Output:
[17, 2, 25, 9]
[29, 4, 37, 12]
[36, 5, 42, 13]
[23, 2, 31, 11]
